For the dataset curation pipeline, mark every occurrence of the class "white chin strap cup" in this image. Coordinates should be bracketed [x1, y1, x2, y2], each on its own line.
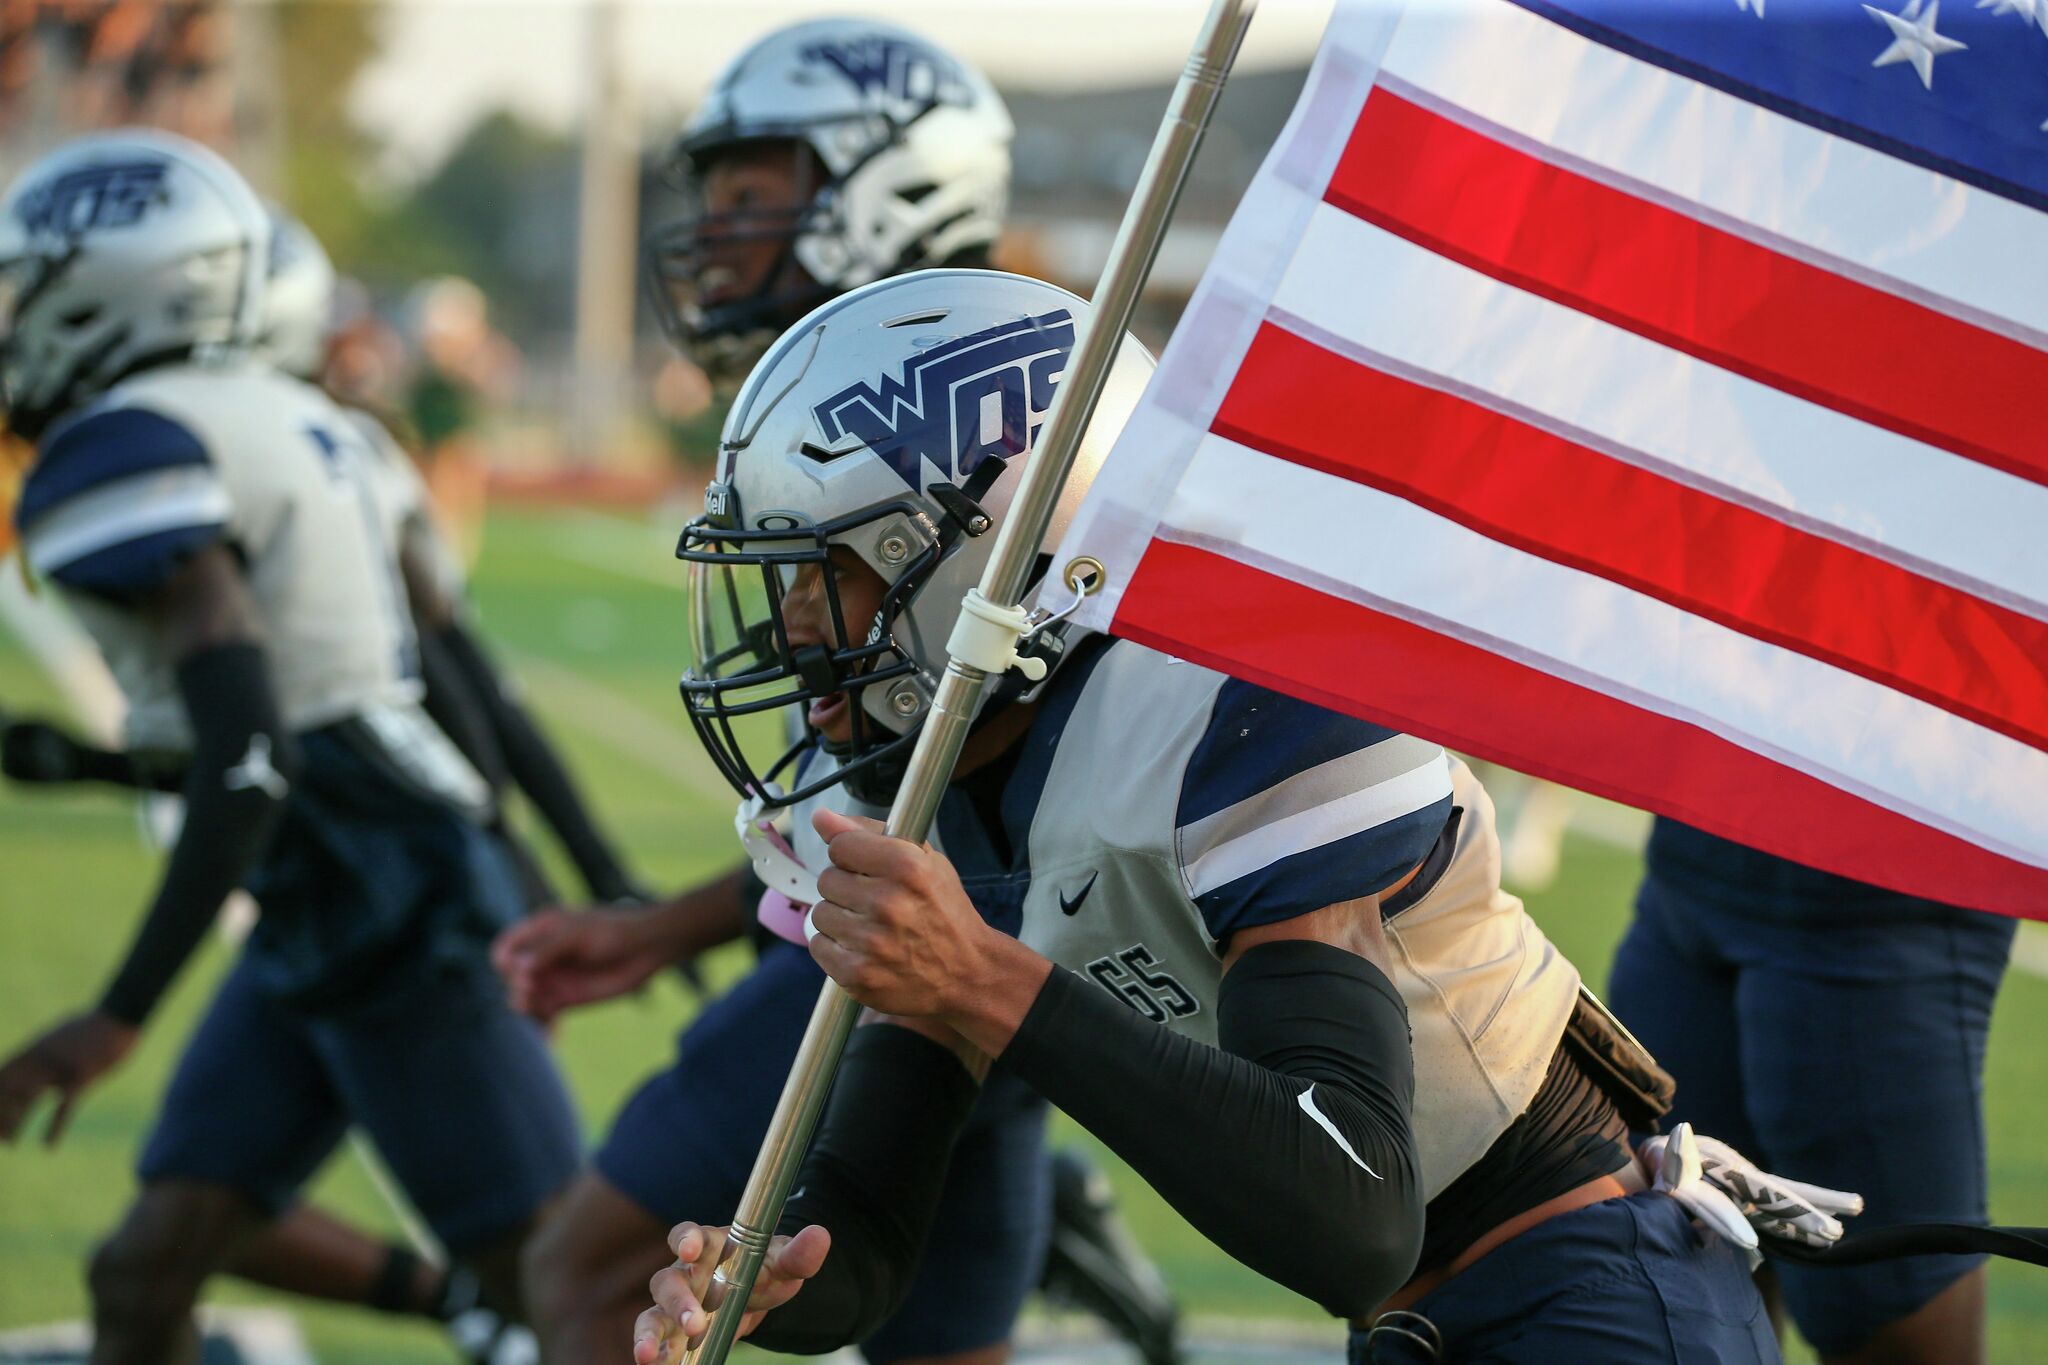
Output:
[736, 794, 823, 941]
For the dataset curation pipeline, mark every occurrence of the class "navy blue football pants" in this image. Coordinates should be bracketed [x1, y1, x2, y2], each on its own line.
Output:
[1609, 835, 2016, 1354]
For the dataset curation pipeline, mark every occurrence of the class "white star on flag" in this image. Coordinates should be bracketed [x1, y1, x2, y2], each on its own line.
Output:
[1975, 0, 2038, 18]
[1864, 0, 1969, 89]
[1737, 0, 1765, 14]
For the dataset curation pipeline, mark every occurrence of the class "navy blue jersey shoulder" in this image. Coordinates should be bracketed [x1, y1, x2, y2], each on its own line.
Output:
[1178, 678, 1450, 939]
[17, 405, 226, 600]
[17, 405, 211, 528]
[1177, 678, 1404, 830]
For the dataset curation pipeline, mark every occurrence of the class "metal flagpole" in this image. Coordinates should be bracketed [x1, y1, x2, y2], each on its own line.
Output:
[680, 2, 1260, 1358]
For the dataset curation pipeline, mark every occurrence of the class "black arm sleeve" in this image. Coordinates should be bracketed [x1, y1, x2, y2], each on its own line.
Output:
[1004, 940, 1423, 1317]
[98, 643, 300, 1025]
[417, 624, 513, 793]
[431, 621, 644, 902]
[1, 718, 182, 791]
[743, 1023, 979, 1355]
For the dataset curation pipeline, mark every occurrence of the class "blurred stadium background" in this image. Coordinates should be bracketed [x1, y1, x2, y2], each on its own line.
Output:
[2, 2, 2046, 1362]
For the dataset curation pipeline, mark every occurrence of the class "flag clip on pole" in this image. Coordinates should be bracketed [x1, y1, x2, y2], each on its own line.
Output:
[678, 2, 1259, 1360]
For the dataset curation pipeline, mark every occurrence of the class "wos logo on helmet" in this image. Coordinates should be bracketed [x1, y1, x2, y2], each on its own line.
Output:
[677, 270, 1152, 809]
[0, 130, 269, 439]
[645, 17, 1012, 378]
[808, 308, 1074, 492]
[799, 35, 973, 107]
[13, 161, 170, 239]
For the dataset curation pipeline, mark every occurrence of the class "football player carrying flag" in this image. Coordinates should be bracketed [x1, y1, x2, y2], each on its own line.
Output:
[627, 268, 1857, 1365]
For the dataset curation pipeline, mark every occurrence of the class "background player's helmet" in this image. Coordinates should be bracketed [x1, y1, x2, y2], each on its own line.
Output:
[648, 18, 1013, 374]
[677, 269, 1153, 807]
[257, 203, 335, 380]
[0, 129, 270, 438]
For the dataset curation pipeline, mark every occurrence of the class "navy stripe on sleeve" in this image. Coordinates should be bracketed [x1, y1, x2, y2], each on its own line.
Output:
[16, 406, 211, 531]
[1192, 796, 1453, 939]
[1177, 679, 1403, 829]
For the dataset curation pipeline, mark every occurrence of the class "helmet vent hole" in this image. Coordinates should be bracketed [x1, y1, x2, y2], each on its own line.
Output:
[897, 182, 939, 204]
[59, 306, 100, 329]
[882, 309, 948, 329]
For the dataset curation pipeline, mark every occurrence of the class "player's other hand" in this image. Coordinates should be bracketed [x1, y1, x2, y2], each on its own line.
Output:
[808, 806, 1003, 1020]
[633, 1220, 831, 1364]
[491, 905, 670, 1022]
[0, 1010, 138, 1147]
[1, 717, 92, 783]
[1642, 1123, 1863, 1252]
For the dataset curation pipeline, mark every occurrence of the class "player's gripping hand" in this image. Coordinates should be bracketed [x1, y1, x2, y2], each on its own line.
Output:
[491, 905, 671, 1023]
[808, 807, 1013, 1021]
[633, 1220, 832, 1364]
[0, 1010, 137, 1147]
[1642, 1123, 1863, 1252]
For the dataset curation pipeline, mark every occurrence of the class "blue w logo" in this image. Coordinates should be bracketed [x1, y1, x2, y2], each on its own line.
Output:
[811, 310, 1076, 491]
[801, 37, 968, 107]
[14, 161, 169, 240]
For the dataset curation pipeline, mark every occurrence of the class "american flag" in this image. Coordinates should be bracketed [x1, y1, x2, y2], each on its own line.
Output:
[1056, 0, 2048, 917]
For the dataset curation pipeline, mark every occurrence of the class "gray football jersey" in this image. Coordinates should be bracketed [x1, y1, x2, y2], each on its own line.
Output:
[980, 638, 1580, 1199]
[15, 360, 482, 810]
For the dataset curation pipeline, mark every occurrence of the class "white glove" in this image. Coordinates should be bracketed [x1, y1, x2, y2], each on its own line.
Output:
[1642, 1123, 1865, 1264]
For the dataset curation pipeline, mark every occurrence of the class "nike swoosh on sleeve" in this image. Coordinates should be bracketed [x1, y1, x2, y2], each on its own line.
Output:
[1298, 1085, 1383, 1179]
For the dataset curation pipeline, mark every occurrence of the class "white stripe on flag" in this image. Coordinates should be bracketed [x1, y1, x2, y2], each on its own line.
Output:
[1158, 435, 2048, 871]
[1266, 209, 2048, 618]
[1377, 0, 2048, 342]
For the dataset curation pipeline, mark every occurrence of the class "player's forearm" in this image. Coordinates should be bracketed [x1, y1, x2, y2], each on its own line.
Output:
[748, 1022, 975, 1353]
[434, 620, 643, 901]
[100, 643, 300, 1026]
[643, 862, 761, 961]
[1002, 941, 1424, 1317]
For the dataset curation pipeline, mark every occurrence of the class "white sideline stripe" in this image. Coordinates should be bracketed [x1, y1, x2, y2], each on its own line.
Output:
[1160, 436, 2048, 870]
[1269, 209, 2048, 618]
[1298, 1085, 1382, 1179]
[1182, 752, 1453, 897]
[1377, 0, 2048, 340]
[22, 468, 231, 575]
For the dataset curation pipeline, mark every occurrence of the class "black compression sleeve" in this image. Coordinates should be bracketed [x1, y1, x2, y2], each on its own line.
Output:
[418, 625, 512, 793]
[433, 621, 643, 901]
[1, 718, 179, 790]
[99, 643, 300, 1025]
[1005, 941, 1423, 1317]
[744, 1024, 977, 1354]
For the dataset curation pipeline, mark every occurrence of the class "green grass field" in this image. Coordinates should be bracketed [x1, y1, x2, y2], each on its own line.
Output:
[3, 505, 2046, 1362]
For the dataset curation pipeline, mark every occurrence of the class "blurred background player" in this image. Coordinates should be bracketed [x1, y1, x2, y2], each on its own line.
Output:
[496, 19, 1179, 1365]
[0, 130, 581, 1359]
[1610, 820, 2018, 1364]
[6, 205, 651, 913]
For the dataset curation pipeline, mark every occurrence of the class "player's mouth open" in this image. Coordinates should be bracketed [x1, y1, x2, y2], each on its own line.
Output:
[809, 690, 851, 734]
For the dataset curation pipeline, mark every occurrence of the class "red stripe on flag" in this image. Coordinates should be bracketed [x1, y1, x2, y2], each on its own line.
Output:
[1114, 540, 2048, 920]
[1214, 321, 2048, 755]
[1325, 87, 2048, 490]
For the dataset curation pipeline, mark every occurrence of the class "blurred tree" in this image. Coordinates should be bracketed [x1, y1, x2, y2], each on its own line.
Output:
[368, 109, 580, 340]
[274, 0, 386, 265]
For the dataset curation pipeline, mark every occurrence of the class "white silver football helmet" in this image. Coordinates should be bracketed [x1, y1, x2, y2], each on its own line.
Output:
[258, 203, 335, 380]
[677, 269, 1154, 807]
[0, 129, 270, 437]
[649, 17, 1013, 373]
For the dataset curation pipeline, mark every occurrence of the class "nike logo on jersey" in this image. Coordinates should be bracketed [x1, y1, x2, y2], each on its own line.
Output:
[224, 735, 290, 801]
[1059, 872, 1099, 916]
[1298, 1086, 1382, 1179]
